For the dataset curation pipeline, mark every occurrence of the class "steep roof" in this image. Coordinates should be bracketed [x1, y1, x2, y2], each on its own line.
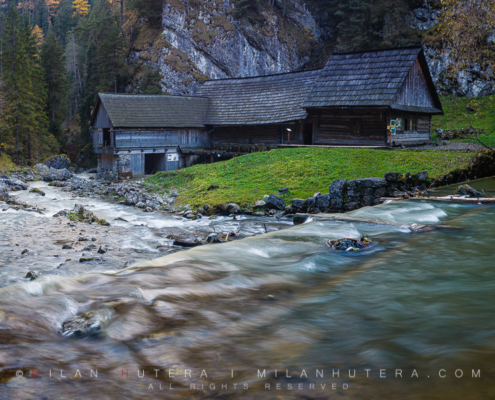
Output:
[196, 69, 321, 126]
[303, 47, 441, 112]
[93, 93, 208, 128]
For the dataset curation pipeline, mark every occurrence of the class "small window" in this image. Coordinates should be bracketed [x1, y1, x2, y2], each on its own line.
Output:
[404, 119, 418, 132]
[351, 119, 361, 135]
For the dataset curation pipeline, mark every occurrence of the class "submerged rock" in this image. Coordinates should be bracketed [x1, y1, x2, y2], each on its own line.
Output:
[326, 235, 374, 252]
[455, 184, 484, 197]
[69, 204, 100, 224]
[29, 188, 45, 196]
[58, 309, 113, 338]
[25, 271, 40, 280]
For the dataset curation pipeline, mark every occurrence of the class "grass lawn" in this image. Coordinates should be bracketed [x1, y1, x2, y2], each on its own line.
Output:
[432, 95, 495, 146]
[146, 148, 475, 208]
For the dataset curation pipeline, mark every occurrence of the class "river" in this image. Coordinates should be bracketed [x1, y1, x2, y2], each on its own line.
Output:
[0, 177, 494, 399]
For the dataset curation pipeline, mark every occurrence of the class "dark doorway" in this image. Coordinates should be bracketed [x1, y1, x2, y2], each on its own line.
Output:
[145, 153, 165, 175]
[103, 128, 111, 147]
[303, 123, 313, 145]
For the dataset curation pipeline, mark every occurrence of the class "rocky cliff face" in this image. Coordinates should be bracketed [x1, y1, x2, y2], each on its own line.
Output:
[411, 5, 494, 97]
[128, 0, 492, 97]
[128, 0, 321, 95]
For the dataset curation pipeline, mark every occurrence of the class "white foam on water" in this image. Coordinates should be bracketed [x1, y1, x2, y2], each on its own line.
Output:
[246, 247, 271, 258]
[22, 281, 44, 296]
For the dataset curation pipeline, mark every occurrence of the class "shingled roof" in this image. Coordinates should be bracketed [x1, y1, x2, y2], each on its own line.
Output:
[303, 47, 441, 112]
[196, 69, 321, 126]
[94, 93, 208, 128]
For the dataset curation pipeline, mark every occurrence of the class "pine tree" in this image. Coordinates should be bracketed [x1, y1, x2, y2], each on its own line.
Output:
[53, 0, 75, 47]
[41, 29, 68, 150]
[0, 3, 50, 163]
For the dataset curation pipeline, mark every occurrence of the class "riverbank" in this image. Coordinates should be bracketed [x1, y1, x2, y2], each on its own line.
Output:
[144, 147, 475, 209]
[0, 178, 294, 286]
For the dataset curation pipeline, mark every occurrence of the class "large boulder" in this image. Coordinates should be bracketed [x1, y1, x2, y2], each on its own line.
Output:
[455, 184, 484, 197]
[291, 198, 305, 212]
[226, 203, 240, 214]
[43, 155, 71, 170]
[34, 164, 72, 181]
[304, 196, 319, 214]
[384, 172, 401, 182]
[265, 194, 286, 211]
[0, 177, 28, 191]
[316, 194, 330, 212]
[329, 179, 347, 198]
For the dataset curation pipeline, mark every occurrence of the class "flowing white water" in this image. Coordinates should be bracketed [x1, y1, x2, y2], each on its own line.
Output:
[0, 178, 494, 399]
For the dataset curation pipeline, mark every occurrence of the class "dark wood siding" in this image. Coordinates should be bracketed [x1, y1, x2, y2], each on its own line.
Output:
[394, 59, 435, 108]
[212, 125, 280, 145]
[310, 111, 387, 145]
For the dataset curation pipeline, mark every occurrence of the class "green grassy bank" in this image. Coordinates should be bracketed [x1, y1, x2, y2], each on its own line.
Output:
[146, 148, 474, 207]
[432, 95, 495, 146]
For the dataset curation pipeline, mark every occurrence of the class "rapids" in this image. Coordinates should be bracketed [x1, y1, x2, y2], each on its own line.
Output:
[0, 177, 494, 399]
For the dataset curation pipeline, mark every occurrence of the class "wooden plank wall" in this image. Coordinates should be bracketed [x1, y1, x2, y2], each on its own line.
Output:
[212, 125, 279, 145]
[312, 111, 387, 145]
[99, 154, 115, 169]
[130, 154, 145, 177]
[115, 129, 207, 149]
[93, 104, 112, 129]
[394, 59, 435, 107]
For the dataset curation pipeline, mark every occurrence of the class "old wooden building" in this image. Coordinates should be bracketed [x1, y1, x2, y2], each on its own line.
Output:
[91, 94, 208, 178]
[91, 47, 442, 178]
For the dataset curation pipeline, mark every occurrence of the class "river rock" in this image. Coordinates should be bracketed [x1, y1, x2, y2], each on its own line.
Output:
[206, 233, 219, 243]
[0, 177, 28, 191]
[34, 164, 73, 181]
[304, 196, 318, 214]
[329, 179, 347, 198]
[43, 155, 71, 170]
[254, 200, 266, 208]
[326, 235, 374, 252]
[29, 188, 45, 196]
[62, 244, 73, 249]
[384, 172, 401, 182]
[0, 189, 9, 202]
[71, 204, 100, 224]
[58, 309, 112, 338]
[316, 194, 330, 212]
[226, 203, 240, 214]
[412, 171, 428, 181]
[265, 194, 286, 211]
[291, 198, 305, 212]
[25, 271, 40, 280]
[455, 184, 484, 197]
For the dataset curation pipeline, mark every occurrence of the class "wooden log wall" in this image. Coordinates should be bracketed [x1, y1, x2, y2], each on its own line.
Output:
[310, 111, 387, 145]
[211, 125, 280, 145]
[114, 129, 207, 149]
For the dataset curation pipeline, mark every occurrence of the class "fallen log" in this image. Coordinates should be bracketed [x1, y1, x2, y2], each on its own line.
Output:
[173, 240, 203, 247]
[381, 196, 495, 204]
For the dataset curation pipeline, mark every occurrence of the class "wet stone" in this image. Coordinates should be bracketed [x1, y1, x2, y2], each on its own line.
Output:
[326, 235, 374, 252]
